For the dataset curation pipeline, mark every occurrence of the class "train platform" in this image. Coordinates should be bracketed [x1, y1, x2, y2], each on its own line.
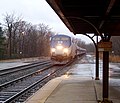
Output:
[25, 59, 120, 103]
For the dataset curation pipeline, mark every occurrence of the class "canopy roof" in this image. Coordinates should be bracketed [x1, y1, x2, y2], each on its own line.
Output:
[46, 0, 120, 36]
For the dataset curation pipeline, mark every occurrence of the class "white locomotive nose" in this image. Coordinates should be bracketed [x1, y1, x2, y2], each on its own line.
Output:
[56, 45, 63, 50]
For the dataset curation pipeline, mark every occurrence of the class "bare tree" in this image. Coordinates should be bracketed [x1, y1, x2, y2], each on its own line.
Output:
[0, 26, 6, 59]
[37, 23, 51, 56]
[85, 43, 95, 53]
[2, 13, 54, 59]
[3, 13, 22, 58]
[111, 36, 120, 55]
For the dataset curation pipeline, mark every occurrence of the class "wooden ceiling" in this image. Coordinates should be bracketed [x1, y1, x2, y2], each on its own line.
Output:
[46, 0, 120, 36]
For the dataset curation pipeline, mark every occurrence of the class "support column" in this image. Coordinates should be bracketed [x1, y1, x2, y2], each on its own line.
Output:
[103, 51, 109, 99]
[95, 35, 99, 80]
[100, 34, 112, 103]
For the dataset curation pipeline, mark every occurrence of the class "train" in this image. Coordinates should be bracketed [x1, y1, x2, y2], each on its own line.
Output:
[50, 34, 86, 62]
[76, 46, 87, 57]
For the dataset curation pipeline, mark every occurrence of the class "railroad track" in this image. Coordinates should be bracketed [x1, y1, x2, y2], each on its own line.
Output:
[0, 59, 76, 103]
[0, 63, 54, 103]
[0, 60, 51, 75]
[0, 60, 51, 84]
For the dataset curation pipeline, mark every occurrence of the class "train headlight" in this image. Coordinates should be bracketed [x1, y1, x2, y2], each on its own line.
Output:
[56, 45, 63, 49]
[63, 48, 68, 53]
[51, 48, 56, 52]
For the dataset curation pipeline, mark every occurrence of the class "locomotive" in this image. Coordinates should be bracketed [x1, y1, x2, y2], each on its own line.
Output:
[50, 34, 86, 62]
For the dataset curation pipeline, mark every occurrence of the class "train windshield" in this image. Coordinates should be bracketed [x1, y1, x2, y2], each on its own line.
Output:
[51, 36, 71, 47]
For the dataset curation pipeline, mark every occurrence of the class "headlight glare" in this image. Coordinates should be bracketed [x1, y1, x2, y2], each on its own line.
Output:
[56, 45, 63, 49]
[63, 48, 68, 53]
[51, 48, 56, 52]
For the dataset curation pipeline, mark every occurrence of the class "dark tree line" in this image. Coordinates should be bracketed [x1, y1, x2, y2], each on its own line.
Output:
[111, 36, 120, 55]
[0, 26, 5, 59]
[0, 13, 54, 59]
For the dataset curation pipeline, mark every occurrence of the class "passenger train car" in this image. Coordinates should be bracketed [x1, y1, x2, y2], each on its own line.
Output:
[50, 34, 77, 62]
[76, 46, 86, 57]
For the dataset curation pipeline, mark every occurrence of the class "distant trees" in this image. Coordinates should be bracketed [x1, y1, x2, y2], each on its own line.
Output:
[111, 36, 120, 55]
[0, 13, 54, 59]
[3, 13, 22, 58]
[0, 26, 6, 59]
[85, 43, 95, 53]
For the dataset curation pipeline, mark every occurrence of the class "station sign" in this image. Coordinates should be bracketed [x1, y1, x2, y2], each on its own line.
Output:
[98, 41, 112, 51]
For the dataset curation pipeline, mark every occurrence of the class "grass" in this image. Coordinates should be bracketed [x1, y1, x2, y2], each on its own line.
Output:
[99, 53, 120, 63]
[109, 55, 120, 63]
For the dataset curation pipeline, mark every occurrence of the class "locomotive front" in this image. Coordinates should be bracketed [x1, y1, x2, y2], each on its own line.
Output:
[50, 35, 72, 61]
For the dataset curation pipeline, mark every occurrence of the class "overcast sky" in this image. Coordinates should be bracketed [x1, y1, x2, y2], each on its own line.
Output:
[0, 0, 92, 44]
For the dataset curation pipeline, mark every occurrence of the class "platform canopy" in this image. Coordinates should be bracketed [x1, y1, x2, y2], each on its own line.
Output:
[46, 0, 120, 36]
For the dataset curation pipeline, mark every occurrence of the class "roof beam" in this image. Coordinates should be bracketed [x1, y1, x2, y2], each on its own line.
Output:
[99, 0, 116, 29]
[46, 0, 74, 33]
